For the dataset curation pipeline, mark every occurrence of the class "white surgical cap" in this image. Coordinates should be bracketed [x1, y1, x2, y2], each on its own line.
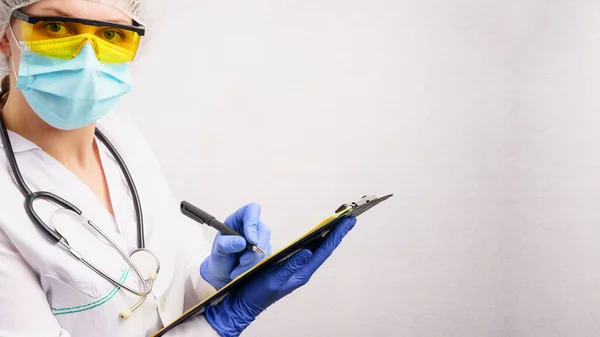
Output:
[0, 0, 165, 75]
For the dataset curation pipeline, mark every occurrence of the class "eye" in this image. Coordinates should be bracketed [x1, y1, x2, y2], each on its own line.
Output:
[102, 29, 123, 42]
[44, 22, 69, 34]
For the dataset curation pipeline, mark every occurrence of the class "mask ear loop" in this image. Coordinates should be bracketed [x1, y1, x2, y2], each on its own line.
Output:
[7, 24, 21, 79]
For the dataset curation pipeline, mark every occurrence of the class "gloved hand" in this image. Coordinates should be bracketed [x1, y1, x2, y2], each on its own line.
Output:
[205, 216, 357, 337]
[200, 203, 273, 290]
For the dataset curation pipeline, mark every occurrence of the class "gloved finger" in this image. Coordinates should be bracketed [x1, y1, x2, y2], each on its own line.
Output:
[294, 217, 356, 280]
[255, 219, 271, 252]
[314, 217, 356, 258]
[231, 251, 260, 279]
[266, 242, 273, 256]
[241, 203, 261, 245]
[230, 239, 272, 279]
[273, 249, 313, 286]
[239, 251, 262, 267]
[239, 220, 271, 265]
[236, 241, 271, 266]
[224, 203, 260, 240]
[214, 234, 248, 256]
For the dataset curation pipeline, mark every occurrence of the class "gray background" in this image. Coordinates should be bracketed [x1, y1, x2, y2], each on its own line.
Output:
[115, 1, 600, 336]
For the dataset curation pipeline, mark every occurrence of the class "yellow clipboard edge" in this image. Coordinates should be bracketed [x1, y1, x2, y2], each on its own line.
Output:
[210, 205, 352, 286]
[151, 205, 352, 336]
[152, 195, 390, 337]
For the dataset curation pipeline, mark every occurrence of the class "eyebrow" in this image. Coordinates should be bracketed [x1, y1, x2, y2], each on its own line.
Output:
[39, 7, 132, 25]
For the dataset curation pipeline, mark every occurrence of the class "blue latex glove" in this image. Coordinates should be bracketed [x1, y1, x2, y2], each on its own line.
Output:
[205, 216, 357, 337]
[201, 203, 273, 289]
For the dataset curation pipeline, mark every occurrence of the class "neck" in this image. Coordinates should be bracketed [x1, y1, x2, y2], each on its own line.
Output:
[2, 92, 97, 169]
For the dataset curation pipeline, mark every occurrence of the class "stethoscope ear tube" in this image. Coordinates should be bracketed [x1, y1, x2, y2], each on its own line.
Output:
[95, 128, 145, 249]
[0, 110, 32, 196]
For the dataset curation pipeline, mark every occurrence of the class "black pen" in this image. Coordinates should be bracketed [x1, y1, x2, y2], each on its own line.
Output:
[180, 201, 267, 255]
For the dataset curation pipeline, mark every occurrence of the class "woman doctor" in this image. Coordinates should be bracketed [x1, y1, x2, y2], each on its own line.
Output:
[0, 0, 357, 336]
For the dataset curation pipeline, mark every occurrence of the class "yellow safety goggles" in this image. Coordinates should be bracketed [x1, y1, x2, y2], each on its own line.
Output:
[12, 9, 145, 64]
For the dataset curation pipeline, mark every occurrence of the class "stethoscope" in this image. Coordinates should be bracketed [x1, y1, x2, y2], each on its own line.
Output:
[0, 111, 160, 320]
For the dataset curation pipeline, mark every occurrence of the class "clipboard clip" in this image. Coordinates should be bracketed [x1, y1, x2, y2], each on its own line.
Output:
[335, 195, 378, 213]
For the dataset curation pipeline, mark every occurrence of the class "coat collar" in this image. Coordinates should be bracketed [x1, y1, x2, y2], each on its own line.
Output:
[0, 129, 39, 153]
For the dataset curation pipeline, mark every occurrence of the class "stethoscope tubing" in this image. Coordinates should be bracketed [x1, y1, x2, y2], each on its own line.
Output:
[0, 110, 155, 298]
[94, 128, 145, 249]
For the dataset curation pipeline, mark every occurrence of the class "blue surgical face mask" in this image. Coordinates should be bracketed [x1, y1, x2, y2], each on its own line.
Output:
[10, 27, 133, 130]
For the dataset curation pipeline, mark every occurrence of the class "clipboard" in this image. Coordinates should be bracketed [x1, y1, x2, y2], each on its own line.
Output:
[152, 194, 393, 336]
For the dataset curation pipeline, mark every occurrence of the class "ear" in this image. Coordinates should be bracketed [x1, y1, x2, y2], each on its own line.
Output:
[0, 26, 12, 58]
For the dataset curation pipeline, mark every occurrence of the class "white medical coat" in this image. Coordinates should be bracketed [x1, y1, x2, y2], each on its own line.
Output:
[0, 112, 220, 337]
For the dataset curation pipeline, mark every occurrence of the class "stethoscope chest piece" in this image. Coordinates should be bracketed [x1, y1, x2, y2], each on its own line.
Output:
[120, 248, 160, 320]
[129, 248, 160, 283]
